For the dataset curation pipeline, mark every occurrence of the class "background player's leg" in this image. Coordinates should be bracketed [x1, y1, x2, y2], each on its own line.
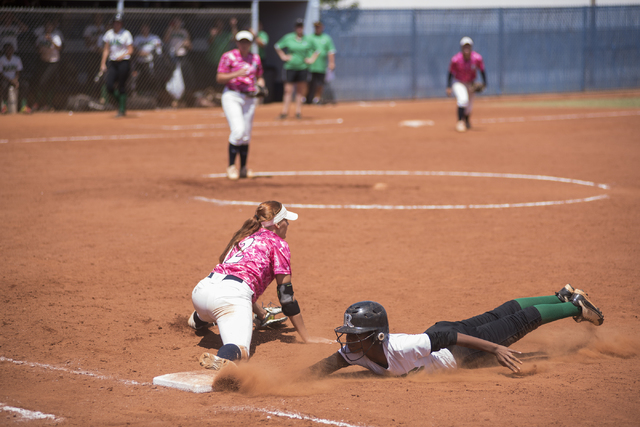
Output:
[451, 82, 469, 132]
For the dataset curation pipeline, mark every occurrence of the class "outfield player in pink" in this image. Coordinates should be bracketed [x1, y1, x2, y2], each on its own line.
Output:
[189, 201, 333, 371]
[446, 36, 486, 132]
[217, 30, 265, 180]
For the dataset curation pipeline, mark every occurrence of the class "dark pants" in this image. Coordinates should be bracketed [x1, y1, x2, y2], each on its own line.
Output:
[425, 300, 542, 368]
[106, 59, 131, 95]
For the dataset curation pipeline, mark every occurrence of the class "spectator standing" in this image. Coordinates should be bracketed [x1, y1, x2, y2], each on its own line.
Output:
[205, 18, 236, 88]
[133, 23, 163, 96]
[34, 21, 62, 111]
[252, 21, 269, 65]
[82, 14, 107, 103]
[100, 14, 133, 117]
[306, 21, 335, 105]
[163, 17, 194, 106]
[274, 18, 318, 119]
[0, 43, 23, 113]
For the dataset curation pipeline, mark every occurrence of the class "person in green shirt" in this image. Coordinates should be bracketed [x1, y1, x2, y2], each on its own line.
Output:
[251, 22, 269, 66]
[307, 21, 336, 105]
[274, 19, 318, 119]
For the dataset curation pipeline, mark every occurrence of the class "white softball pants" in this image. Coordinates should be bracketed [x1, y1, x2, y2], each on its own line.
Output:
[191, 272, 254, 355]
[221, 88, 256, 146]
[452, 81, 474, 115]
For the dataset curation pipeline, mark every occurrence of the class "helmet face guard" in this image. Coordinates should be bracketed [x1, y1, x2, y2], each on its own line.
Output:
[334, 301, 389, 362]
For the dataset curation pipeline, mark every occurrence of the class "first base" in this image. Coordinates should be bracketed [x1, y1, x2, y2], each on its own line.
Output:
[153, 370, 218, 393]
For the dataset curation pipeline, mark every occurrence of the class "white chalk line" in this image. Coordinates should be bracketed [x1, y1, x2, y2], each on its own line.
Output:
[0, 356, 150, 387]
[226, 406, 370, 427]
[479, 109, 640, 124]
[152, 118, 344, 131]
[0, 403, 63, 422]
[198, 170, 609, 210]
[1, 356, 365, 427]
[0, 124, 375, 145]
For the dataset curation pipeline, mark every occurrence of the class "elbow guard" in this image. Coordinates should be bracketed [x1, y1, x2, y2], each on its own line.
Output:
[277, 282, 301, 316]
[426, 330, 458, 352]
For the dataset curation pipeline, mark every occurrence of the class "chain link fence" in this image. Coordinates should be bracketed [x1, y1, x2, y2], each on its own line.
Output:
[0, 7, 251, 112]
[321, 6, 640, 101]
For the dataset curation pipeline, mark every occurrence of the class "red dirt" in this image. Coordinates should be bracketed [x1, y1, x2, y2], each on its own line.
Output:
[1, 91, 640, 426]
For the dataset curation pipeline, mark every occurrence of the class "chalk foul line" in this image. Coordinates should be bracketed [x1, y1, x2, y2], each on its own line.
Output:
[479, 109, 640, 124]
[226, 406, 371, 427]
[0, 356, 150, 387]
[1, 356, 367, 427]
[0, 403, 63, 422]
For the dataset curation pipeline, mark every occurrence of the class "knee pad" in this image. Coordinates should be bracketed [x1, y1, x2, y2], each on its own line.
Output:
[217, 343, 242, 362]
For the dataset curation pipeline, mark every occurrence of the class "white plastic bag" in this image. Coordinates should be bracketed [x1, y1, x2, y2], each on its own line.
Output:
[166, 64, 185, 100]
[325, 68, 335, 82]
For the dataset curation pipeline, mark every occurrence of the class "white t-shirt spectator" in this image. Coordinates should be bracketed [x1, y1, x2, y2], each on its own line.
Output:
[0, 53, 23, 80]
[133, 33, 162, 63]
[36, 33, 63, 63]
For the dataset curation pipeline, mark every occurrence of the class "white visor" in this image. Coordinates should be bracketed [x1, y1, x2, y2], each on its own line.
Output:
[235, 30, 254, 42]
[460, 36, 473, 47]
[261, 205, 298, 227]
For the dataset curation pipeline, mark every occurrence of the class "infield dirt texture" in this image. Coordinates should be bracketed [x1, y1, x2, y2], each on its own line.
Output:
[1, 90, 639, 426]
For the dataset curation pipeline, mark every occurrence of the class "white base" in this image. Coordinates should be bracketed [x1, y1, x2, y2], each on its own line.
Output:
[152, 370, 218, 393]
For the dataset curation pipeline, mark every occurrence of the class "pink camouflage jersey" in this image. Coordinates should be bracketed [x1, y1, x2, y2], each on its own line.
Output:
[213, 228, 291, 302]
[217, 48, 263, 93]
[449, 51, 485, 84]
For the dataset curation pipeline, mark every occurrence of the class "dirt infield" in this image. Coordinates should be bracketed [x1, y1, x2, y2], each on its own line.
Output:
[1, 91, 640, 426]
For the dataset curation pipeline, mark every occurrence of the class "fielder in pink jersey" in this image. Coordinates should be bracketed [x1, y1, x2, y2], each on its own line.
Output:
[446, 36, 487, 132]
[217, 30, 265, 180]
[189, 201, 333, 372]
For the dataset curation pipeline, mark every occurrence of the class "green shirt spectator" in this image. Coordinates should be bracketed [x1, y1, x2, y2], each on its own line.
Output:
[308, 31, 335, 74]
[274, 32, 316, 71]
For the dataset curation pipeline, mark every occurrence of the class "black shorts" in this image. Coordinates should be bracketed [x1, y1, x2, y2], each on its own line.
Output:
[310, 72, 326, 87]
[425, 300, 542, 369]
[283, 69, 308, 83]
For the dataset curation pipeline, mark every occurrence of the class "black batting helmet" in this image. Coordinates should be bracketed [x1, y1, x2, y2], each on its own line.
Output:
[335, 301, 389, 342]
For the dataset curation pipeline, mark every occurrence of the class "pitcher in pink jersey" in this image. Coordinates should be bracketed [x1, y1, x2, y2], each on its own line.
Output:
[217, 30, 265, 180]
[188, 201, 333, 374]
[446, 36, 487, 132]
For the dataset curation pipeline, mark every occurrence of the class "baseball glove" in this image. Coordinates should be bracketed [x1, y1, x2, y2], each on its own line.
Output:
[251, 84, 269, 98]
[471, 82, 486, 93]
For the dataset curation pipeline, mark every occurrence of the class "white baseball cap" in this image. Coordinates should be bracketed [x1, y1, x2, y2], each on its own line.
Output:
[235, 30, 253, 42]
[460, 36, 473, 47]
[261, 205, 298, 227]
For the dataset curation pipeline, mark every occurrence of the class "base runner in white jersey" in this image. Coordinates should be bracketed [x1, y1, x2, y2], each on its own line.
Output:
[100, 13, 133, 117]
[307, 285, 603, 377]
[188, 201, 333, 379]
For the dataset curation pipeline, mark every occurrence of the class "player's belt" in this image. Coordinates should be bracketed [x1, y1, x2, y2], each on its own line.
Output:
[208, 272, 243, 283]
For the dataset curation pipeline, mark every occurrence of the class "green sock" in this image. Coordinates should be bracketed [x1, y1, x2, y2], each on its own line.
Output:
[100, 85, 108, 101]
[119, 93, 127, 113]
[534, 303, 580, 324]
[515, 295, 562, 309]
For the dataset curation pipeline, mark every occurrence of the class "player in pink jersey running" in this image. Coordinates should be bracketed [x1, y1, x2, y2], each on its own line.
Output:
[446, 37, 486, 132]
[217, 30, 265, 180]
[188, 201, 333, 372]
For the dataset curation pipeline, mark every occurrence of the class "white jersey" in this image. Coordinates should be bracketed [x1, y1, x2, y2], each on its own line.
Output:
[0, 54, 23, 80]
[133, 33, 162, 63]
[338, 333, 457, 376]
[36, 33, 63, 63]
[103, 28, 133, 61]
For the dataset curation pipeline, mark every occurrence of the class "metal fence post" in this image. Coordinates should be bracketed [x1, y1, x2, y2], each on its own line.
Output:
[498, 8, 504, 95]
[411, 10, 417, 99]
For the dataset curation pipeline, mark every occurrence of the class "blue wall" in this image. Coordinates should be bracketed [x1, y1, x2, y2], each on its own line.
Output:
[321, 6, 640, 101]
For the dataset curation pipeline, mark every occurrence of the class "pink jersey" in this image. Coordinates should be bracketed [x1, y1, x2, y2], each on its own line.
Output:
[213, 228, 291, 302]
[217, 49, 263, 93]
[449, 51, 484, 83]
